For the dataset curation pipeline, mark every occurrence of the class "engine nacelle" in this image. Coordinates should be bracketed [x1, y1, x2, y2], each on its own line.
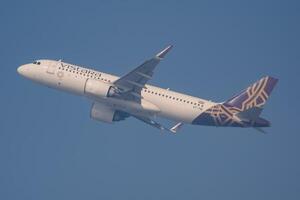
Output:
[90, 102, 129, 123]
[84, 79, 116, 99]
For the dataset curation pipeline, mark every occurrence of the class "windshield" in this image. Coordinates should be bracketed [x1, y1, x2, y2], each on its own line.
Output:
[33, 61, 41, 65]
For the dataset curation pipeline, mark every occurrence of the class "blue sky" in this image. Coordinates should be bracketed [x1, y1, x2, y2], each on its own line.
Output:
[1, 0, 300, 199]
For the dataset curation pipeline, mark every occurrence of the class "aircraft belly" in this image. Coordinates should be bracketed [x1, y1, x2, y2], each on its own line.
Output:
[144, 97, 200, 123]
[58, 76, 86, 95]
[95, 98, 160, 118]
[159, 105, 199, 123]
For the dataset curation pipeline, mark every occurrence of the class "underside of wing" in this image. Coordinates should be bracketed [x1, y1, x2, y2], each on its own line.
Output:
[90, 101, 182, 133]
[132, 115, 183, 134]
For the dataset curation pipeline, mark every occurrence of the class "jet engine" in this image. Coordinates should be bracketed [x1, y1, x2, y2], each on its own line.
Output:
[90, 102, 129, 123]
[84, 79, 118, 99]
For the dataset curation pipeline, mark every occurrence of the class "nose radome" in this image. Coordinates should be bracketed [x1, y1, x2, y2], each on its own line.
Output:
[17, 65, 24, 75]
[17, 65, 29, 76]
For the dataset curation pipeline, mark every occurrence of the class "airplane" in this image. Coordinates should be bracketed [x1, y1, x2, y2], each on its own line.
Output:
[17, 45, 278, 133]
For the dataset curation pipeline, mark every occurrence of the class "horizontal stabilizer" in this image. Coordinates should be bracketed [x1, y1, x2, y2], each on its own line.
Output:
[254, 127, 267, 134]
[236, 106, 263, 122]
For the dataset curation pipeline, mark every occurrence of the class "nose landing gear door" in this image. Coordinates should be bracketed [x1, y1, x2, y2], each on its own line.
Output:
[47, 62, 57, 74]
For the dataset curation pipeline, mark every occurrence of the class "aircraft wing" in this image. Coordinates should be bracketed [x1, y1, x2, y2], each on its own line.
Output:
[113, 45, 173, 101]
[133, 115, 183, 134]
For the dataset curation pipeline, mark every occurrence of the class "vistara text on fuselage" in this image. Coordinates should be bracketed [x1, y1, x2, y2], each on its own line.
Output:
[17, 45, 278, 133]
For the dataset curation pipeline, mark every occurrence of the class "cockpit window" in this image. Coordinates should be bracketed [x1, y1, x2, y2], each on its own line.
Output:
[33, 61, 41, 65]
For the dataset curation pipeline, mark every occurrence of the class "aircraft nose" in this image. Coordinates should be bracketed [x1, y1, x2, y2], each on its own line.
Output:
[17, 65, 25, 75]
[17, 65, 29, 77]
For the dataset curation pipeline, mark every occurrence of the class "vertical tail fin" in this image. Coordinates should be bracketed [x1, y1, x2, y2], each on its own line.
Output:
[223, 76, 278, 112]
[192, 76, 277, 127]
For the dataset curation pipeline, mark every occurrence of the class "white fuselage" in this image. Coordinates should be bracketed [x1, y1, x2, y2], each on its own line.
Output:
[18, 60, 217, 124]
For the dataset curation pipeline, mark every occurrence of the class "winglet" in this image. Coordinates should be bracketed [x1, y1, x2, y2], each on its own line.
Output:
[170, 122, 183, 134]
[156, 45, 173, 59]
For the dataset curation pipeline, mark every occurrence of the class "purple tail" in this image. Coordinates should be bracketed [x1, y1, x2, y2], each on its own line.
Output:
[192, 76, 278, 127]
[223, 76, 278, 112]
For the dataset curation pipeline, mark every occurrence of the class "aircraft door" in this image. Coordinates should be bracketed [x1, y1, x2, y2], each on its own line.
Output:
[47, 62, 57, 74]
